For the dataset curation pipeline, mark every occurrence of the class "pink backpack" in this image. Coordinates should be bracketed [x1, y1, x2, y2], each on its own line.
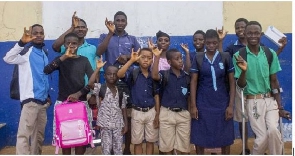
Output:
[53, 100, 94, 154]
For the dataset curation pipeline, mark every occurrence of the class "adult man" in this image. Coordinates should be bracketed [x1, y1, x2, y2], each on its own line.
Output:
[233, 21, 290, 155]
[52, 12, 98, 82]
[3, 24, 50, 154]
[96, 11, 141, 155]
[223, 18, 287, 155]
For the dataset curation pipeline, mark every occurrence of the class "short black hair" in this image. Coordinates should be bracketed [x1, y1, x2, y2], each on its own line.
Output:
[114, 11, 127, 20]
[193, 30, 205, 38]
[105, 65, 118, 73]
[245, 21, 262, 30]
[139, 48, 152, 55]
[79, 18, 87, 27]
[205, 29, 219, 41]
[64, 32, 79, 42]
[31, 24, 43, 29]
[156, 30, 170, 40]
[235, 18, 248, 26]
[166, 48, 180, 60]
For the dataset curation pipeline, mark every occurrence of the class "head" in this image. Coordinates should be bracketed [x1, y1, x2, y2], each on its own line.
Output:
[31, 24, 45, 44]
[104, 65, 119, 84]
[244, 21, 262, 46]
[235, 18, 248, 39]
[114, 11, 127, 33]
[166, 49, 183, 70]
[73, 18, 88, 39]
[64, 32, 79, 54]
[137, 48, 153, 69]
[193, 30, 205, 52]
[204, 29, 219, 53]
[156, 30, 170, 51]
[87, 94, 97, 106]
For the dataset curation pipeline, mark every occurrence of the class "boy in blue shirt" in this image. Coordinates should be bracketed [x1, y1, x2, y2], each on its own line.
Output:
[152, 48, 191, 155]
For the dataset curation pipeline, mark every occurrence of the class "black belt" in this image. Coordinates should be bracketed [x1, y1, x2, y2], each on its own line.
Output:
[132, 105, 154, 112]
[21, 98, 47, 105]
[166, 107, 185, 112]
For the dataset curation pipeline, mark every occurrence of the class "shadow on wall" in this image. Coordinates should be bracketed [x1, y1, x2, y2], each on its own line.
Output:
[0, 34, 292, 149]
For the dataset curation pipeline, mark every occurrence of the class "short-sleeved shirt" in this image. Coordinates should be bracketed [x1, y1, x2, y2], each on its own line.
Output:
[94, 83, 126, 128]
[97, 31, 141, 69]
[124, 67, 157, 108]
[233, 46, 281, 95]
[224, 40, 265, 58]
[159, 69, 190, 110]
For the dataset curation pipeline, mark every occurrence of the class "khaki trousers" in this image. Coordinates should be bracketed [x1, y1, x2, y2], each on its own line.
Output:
[246, 97, 283, 155]
[16, 101, 49, 155]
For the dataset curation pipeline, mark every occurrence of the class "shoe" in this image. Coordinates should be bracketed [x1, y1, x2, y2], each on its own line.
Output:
[240, 149, 251, 155]
[123, 151, 132, 155]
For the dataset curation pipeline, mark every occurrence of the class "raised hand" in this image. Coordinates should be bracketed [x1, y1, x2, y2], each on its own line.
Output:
[96, 55, 106, 69]
[72, 11, 79, 28]
[130, 48, 141, 62]
[234, 54, 247, 71]
[216, 26, 228, 40]
[148, 38, 162, 57]
[147, 38, 156, 50]
[180, 43, 189, 54]
[21, 27, 36, 43]
[65, 43, 77, 58]
[278, 37, 287, 49]
[105, 17, 115, 34]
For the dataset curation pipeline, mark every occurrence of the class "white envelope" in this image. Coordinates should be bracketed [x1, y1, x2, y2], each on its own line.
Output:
[264, 26, 286, 46]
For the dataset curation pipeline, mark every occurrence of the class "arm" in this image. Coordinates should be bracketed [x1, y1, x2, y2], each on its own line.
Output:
[276, 37, 287, 56]
[216, 26, 228, 52]
[180, 43, 191, 73]
[121, 108, 128, 134]
[52, 12, 78, 52]
[153, 94, 160, 129]
[149, 39, 162, 81]
[270, 74, 291, 119]
[117, 49, 141, 78]
[4, 27, 36, 64]
[190, 73, 198, 119]
[43, 56, 62, 74]
[225, 72, 235, 120]
[96, 18, 115, 56]
[88, 56, 106, 89]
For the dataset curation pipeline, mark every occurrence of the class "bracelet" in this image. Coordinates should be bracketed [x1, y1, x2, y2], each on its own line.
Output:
[272, 88, 279, 94]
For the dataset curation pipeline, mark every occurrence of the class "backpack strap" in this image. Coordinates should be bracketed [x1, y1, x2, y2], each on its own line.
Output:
[132, 68, 140, 85]
[99, 84, 107, 100]
[196, 52, 205, 71]
[238, 47, 247, 62]
[261, 46, 273, 68]
[162, 70, 170, 87]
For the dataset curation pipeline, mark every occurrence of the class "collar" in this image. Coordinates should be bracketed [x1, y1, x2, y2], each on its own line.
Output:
[79, 40, 91, 48]
[114, 30, 128, 36]
[169, 68, 186, 77]
[26, 42, 45, 49]
[234, 39, 246, 46]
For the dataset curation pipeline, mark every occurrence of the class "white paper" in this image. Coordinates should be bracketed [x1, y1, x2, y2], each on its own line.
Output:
[264, 26, 286, 46]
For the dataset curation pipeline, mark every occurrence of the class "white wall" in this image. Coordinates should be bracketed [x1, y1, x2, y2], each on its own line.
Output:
[43, 1, 223, 39]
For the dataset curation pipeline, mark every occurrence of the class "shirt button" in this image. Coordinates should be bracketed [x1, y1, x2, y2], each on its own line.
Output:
[145, 101, 147, 103]
[119, 44, 121, 46]
[145, 90, 147, 92]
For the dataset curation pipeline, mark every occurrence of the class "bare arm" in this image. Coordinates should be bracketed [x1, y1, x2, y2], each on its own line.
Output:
[117, 49, 140, 78]
[276, 37, 287, 56]
[153, 94, 160, 129]
[52, 27, 75, 52]
[96, 18, 115, 56]
[180, 43, 191, 73]
[190, 73, 198, 119]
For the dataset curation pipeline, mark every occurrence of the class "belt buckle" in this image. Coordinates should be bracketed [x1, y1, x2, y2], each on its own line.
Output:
[262, 93, 269, 98]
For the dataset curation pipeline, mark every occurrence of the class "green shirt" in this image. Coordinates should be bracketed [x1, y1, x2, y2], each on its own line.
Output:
[233, 46, 281, 95]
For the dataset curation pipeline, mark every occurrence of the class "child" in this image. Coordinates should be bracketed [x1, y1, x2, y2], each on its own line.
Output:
[117, 48, 160, 154]
[88, 59, 128, 155]
[43, 32, 93, 155]
[151, 48, 191, 155]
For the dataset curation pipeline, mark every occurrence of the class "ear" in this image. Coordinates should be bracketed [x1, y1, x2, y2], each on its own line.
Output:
[167, 60, 171, 65]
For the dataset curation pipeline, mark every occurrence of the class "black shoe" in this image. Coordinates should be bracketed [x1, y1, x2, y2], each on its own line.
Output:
[240, 149, 251, 155]
[123, 151, 132, 155]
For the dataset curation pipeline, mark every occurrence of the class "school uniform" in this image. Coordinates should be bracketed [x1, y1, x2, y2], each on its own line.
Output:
[190, 51, 235, 148]
[124, 67, 159, 144]
[158, 68, 191, 153]
[233, 46, 283, 155]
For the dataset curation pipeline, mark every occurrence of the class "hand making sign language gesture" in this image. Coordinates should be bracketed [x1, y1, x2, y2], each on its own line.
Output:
[216, 26, 228, 40]
[148, 38, 162, 57]
[129, 48, 141, 63]
[21, 27, 36, 43]
[105, 17, 115, 34]
[65, 43, 77, 58]
[72, 11, 79, 28]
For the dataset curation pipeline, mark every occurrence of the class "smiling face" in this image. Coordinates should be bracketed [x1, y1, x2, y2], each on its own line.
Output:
[114, 15, 127, 33]
[235, 21, 247, 39]
[244, 24, 262, 46]
[31, 26, 45, 44]
[193, 33, 205, 51]
[73, 20, 88, 38]
[157, 36, 170, 51]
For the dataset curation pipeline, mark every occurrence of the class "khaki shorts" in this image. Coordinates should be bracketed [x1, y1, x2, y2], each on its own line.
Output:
[131, 107, 159, 144]
[159, 106, 191, 153]
[234, 86, 249, 122]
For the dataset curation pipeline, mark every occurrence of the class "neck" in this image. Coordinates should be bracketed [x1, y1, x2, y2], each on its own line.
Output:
[160, 50, 167, 58]
[115, 30, 125, 36]
[171, 67, 181, 77]
[106, 82, 116, 89]
[196, 47, 204, 52]
[248, 45, 260, 55]
[78, 38, 85, 46]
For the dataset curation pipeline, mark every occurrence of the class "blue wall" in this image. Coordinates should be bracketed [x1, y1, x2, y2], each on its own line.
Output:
[0, 34, 292, 149]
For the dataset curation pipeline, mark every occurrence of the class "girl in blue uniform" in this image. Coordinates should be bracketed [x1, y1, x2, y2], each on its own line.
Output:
[190, 29, 236, 155]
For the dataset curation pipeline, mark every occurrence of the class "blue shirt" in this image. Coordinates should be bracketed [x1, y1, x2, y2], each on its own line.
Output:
[124, 67, 157, 107]
[159, 69, 190, 110]
[224, 40, 265, 58]
[97, 31, 140, 70]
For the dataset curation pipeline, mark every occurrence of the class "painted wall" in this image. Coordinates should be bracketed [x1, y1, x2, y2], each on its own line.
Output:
[0, 1, 292, 149]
